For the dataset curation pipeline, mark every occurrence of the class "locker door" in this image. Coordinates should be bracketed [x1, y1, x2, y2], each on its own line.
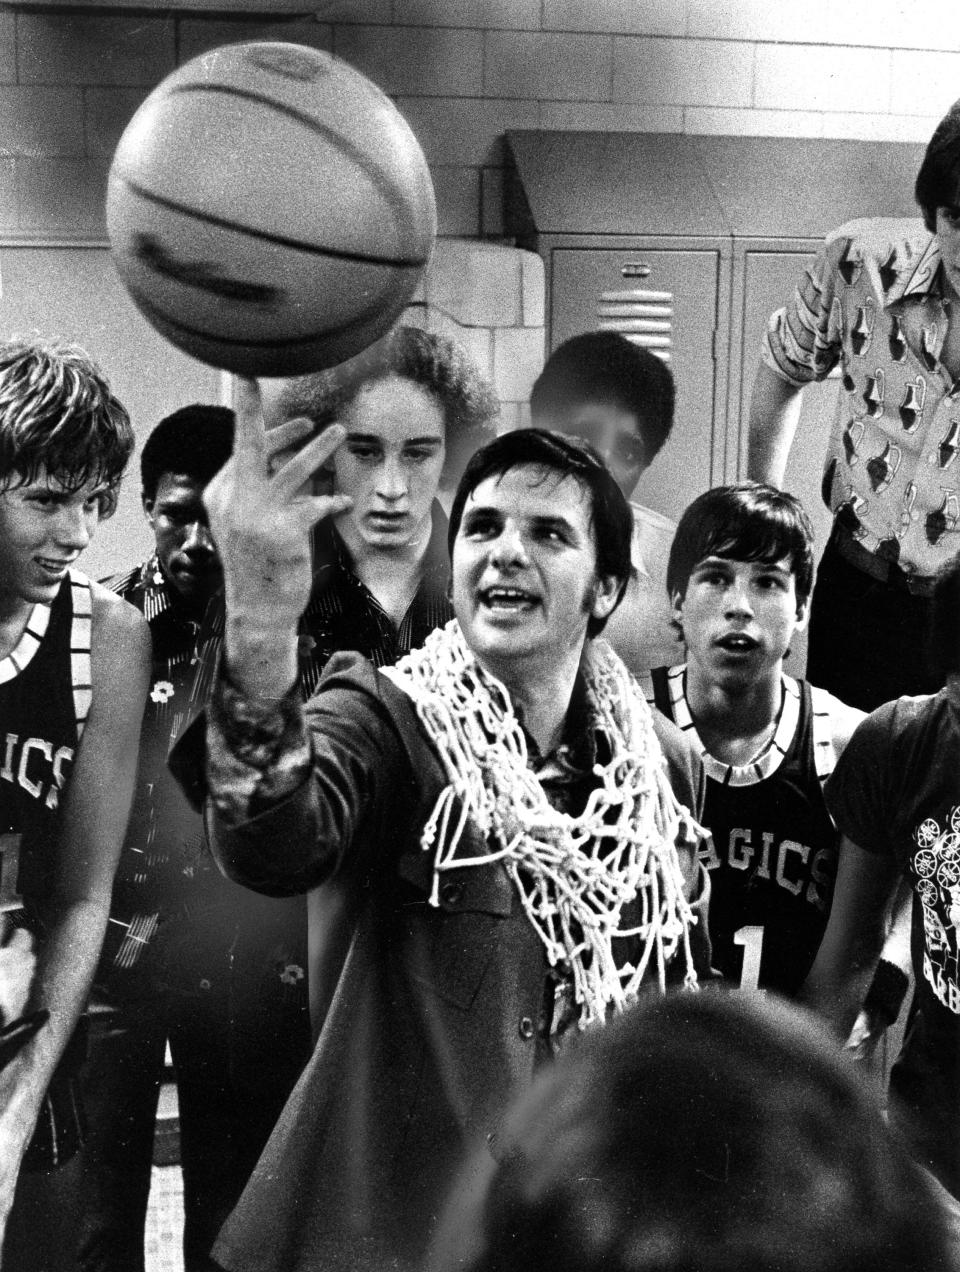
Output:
[551, 248, 721, 524]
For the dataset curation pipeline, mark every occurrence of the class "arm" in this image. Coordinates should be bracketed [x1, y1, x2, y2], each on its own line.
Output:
[800, 833, 902, 1040]
[0, 587, 150, 1235]
[844, 876, 912, 1061]
[746, 361, 805, 486]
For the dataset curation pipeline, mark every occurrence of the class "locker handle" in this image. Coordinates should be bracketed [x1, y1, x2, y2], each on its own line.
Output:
[620, 263, 652, 278]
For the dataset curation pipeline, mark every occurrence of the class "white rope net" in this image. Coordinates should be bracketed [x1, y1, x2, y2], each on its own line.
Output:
[382, 621, 700, 1027]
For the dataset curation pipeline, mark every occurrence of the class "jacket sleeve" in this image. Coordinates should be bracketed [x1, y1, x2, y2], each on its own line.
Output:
[170, 654, 417, 898]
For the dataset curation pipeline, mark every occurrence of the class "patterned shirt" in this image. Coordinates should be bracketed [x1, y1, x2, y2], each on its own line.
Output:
[763, 217, 960, 578]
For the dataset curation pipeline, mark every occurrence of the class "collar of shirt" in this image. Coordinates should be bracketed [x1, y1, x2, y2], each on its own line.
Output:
[525, 673, 606, 816]
[883, 231, 943, 307]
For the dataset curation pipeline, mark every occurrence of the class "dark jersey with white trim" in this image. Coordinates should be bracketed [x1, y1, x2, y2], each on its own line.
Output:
[0, 570, 92, 1170]
[0, 571, 91, 904]
[645, 665, 840, 998]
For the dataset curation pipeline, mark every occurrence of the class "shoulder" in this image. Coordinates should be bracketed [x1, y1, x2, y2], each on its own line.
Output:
[835, 692, 937, 771]
[101, 560, 147, 601]
[823, 216, 930, 264]
[806, 684, 866, 757]
[88, 579, 151, 682]
[649, 701, 703, 816]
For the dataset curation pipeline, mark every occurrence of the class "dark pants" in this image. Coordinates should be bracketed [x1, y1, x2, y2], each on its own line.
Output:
[75, 991, 310, 1272]
[806, 528, 942, 712]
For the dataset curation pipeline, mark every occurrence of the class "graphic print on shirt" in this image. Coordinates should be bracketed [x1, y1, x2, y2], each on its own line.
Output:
[912, 804, 960, 1014]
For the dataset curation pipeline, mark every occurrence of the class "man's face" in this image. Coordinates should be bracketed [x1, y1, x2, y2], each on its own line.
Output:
[0, 468, 104, 611]
[143, 472, 221, 605]
[935, 206, 960, 302]
[673, 555, 807, 691]
[331, 374, 446, 556]
[452, 465, 619, 684]
[534, 401, 646, 499]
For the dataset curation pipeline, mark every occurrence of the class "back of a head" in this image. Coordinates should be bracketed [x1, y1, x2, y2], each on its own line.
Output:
[447, 427, 633, 637]
[666, 482, 815, 608]
[0, 336, 133, 513]
[530, 332, 675, 465]
[431, 990, 954, 1272]
[140, 404, 235, 500]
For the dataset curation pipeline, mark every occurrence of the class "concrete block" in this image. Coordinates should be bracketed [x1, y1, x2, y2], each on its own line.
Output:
[519, 249, 545, 329]
[84, 88, 148, 160]
[484, 32, 612, 101]
[17, 156, 109, 234]
[310, 0, 392, 21]
[493, 325, 546, 404]
[425, 238, 520, 326]
[890, 51, 960, 119]
[0, 14, 14, 84]
[418, 310, 495, 382]
[0, 88, 84, 158]
[539, 100, 683, 131]
[496, 401, 522, 434]
[684, 107, 826, 138]
[18, 15, 175, 86]
[688, 0, 960, 50]
[432, 167, 481, 237]
[613, 37, 753, 107]
[395, 96, 538, 166]
[754, 43, 891, 115]
[177, 18, 332, 65]
[335, 26, 483, 95]
[393, 0, 539, 28]
[543, 0, 684, 36]
[819, 111, 940, 143]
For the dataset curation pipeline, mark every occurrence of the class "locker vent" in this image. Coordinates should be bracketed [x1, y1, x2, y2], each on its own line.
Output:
[596, 287, 673, 362]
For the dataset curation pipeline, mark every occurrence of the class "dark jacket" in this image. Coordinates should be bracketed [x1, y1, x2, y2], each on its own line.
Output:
[175, 653, 706, 1272]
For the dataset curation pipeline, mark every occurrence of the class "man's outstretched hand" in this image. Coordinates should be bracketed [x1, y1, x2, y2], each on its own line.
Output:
[205, 376, 353, 698]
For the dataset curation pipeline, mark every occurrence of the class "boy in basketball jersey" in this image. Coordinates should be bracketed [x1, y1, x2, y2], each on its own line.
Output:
[0, 338, 150, 1269]
[643, 483, 863, 996]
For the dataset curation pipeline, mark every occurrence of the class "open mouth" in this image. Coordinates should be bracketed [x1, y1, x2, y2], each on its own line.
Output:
[367, 512, 407, 528]
[715, 632, 758, 654]
[479, 586, 538, 613]
[36, 557, 71, 577]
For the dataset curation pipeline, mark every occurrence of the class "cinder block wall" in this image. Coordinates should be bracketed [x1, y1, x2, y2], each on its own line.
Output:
[2, 0, 959, 241]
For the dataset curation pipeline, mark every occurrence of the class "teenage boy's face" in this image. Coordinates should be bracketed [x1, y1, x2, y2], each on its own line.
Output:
[536, 402, 646, 500]
[330, 374, 446, 556]
[0, 469, 105, 610]
[144, 472, 222, 606]
[673, 555, 808, 689]
[935, 206, 960, 302]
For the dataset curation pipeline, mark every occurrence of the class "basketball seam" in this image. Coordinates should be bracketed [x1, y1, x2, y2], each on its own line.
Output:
[115, 176, 429, 270]
[163, 80, 429, 252]
[127, 280, 399, 351]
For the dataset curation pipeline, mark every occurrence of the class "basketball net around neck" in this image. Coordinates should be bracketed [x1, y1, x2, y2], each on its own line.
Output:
[381, 620, 700, 1027]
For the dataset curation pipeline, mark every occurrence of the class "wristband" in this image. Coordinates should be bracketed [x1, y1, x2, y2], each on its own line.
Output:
[863, 958, 909, 1027]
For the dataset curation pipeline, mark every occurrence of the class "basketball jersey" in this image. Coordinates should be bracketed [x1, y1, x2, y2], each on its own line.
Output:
[0, 570, 92, 1170]
[646, 665, 840, 998]
[0, 570, 92, 905]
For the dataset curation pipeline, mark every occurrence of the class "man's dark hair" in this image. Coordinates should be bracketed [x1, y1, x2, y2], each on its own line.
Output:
[667, 482, 816, 611]
[140, 405, 235, 501]
[916, 98, 960, 231]
[529, 332, 675, 466]
[430, 990, 954, 1272]
[276, 325, 499, 492]
[447, 428, 633, 638]
[930, 550, 960, 678]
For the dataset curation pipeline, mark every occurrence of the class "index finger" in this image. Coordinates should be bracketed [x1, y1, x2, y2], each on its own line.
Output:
[229, 375, 268, 463]
[272, 422, 348, 499]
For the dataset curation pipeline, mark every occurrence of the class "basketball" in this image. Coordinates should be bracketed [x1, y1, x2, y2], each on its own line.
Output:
[106, 42, 436, 377]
